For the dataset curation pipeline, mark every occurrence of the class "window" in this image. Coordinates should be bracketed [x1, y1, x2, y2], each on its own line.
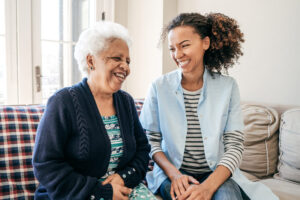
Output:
[0, 0, 6, 104]
[1, 0, 111, 105]
[40, 0, 96, 103]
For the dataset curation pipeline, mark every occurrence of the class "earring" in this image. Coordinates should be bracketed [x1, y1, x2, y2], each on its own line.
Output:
[90, 66, 94, 70]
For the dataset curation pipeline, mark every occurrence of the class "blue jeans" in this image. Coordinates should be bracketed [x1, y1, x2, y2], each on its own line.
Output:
[159, 171, 248, 200]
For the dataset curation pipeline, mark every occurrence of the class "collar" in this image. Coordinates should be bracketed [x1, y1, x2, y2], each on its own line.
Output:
[171, 67, 208, 103]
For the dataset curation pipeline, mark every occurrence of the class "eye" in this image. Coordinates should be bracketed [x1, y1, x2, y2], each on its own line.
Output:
[169, 48, 175, 52]
[110, 57, 122, 61]
[182, 44, 190, 48]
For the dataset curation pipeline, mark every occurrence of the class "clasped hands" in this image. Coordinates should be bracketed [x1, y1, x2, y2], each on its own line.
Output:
[170, 174, 213, 200]
[102, 173, 132, 200]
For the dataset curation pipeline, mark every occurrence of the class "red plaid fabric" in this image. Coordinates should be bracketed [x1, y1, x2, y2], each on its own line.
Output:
[0, 105, 44, 200]
[134, 99, 144, 116]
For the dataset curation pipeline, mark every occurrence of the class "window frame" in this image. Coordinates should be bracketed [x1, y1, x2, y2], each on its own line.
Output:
[3, 0, 112, 105]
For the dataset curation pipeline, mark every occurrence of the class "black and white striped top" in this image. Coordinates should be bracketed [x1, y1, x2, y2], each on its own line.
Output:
[146, 88, 244, 175]
[180, 88, 211, 174]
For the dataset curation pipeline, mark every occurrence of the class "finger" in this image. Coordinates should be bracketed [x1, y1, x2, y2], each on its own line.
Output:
[181, 189, 192, 200]
[182, 176, 190, 190]
[173, 182, 182, 197]
[188, 176, 199, 185]
[120, 195, 129, 200]
[186, 192, 198, 200]
[170, 185, 176, 200]
[102, 176, 113, 185]
[120, 186, 132, 196]
[178, 179, 187, 195]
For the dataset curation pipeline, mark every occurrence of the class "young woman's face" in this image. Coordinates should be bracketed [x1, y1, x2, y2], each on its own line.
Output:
[88, 38, 130, 94]
[168, 26, 210, 74]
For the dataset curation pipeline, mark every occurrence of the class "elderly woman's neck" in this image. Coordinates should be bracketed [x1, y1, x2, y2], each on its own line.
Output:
[87, 79, 113, 101]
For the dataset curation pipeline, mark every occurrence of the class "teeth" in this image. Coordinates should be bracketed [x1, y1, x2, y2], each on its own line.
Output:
[178, 60, 189, 67]
[115, 72, 126, 79]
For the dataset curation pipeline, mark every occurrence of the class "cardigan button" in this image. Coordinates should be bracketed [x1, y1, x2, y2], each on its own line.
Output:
[90, 195, 95, 200]
[122, 174, 126, 178]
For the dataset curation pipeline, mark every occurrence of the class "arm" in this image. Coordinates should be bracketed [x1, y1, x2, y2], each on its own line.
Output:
[33, 92, 112, 199]
[148, 131, 199, 198]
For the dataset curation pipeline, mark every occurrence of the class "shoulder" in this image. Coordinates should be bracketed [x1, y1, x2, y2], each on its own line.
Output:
[150, 69, 180, 91]
[207, 72, 237, 87]
[46, 87, 72, 106]
[116, 90, 135, 104]
[155, 69, 179, 84]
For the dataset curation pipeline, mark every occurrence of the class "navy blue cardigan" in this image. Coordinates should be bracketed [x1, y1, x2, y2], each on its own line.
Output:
[33, 78, 150, 200]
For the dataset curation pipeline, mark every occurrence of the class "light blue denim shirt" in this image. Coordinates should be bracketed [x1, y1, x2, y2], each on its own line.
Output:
[140, 68, 278, 200]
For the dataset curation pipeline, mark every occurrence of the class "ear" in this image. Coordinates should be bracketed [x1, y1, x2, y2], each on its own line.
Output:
[203, 36, 210, 50]
[86, 54, 94, 67]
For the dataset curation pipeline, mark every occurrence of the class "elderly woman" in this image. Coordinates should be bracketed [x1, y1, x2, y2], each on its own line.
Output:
[33, 21, 155, 200]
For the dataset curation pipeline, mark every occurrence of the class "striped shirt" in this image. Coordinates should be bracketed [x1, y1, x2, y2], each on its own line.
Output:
[146, 88, 244, 175]
[180, 88, 211, 174]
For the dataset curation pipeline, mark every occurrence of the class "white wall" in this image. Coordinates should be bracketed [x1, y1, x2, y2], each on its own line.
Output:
[120, 0, 163, 98]
[177, 0, 300, 106]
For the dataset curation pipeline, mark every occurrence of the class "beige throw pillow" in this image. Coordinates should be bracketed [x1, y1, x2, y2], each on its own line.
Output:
[240, 104, 280, 178]
[276, 108, 300, 183]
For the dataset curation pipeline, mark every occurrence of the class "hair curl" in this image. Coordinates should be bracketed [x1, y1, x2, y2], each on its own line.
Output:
[162, 12, 244, 75]
[74, 21, 132, 77]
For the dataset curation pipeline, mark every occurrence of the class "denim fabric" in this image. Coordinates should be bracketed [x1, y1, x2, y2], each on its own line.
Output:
[159, 171, 245, 200]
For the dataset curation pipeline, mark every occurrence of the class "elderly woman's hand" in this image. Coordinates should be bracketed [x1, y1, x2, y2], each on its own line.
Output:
[170, 173, 199, 199]
[102, 173, 125, 186]
[111, 183, 132, 200]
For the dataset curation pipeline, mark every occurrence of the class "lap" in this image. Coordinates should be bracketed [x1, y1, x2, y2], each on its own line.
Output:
[212, 178, 243, 200]
[159, 172, 244, 200]
[129, 183, 158, 200]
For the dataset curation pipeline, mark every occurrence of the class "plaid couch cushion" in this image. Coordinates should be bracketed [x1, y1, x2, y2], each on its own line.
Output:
[0, 105, 44, 200]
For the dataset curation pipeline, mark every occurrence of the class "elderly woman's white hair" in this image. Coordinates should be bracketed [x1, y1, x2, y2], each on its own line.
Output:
[74, 21, 132, 76]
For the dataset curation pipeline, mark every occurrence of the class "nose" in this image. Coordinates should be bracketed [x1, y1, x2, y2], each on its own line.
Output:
[174, 49, 184, 59]
[120, 61, 130, 72]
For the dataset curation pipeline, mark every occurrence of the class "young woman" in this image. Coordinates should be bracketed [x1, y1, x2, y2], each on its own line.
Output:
[140, 13, 278, 200]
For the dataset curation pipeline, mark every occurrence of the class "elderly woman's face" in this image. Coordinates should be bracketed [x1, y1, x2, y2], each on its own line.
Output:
[89, 38, 130, 93]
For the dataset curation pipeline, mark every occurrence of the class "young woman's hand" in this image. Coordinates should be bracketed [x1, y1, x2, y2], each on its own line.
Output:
[170, 174, 199, 199]
[102, 173, 125, 186]
[111, 183, 132, 200]
[177, 184, 213, 200]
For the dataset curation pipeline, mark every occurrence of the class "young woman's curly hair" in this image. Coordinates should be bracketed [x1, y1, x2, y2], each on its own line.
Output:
[162, 12, 245, 75]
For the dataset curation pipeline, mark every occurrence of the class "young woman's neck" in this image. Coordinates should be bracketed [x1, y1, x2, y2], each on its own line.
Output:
[181, 65, 204, 91]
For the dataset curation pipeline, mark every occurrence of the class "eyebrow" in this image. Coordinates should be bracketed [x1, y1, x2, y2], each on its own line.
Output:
[179, 40, 190, 45]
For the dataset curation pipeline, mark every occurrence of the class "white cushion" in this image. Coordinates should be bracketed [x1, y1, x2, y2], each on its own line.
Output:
[276, 108, 300, 183]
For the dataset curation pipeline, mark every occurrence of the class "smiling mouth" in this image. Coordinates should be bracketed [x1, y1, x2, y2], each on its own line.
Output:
[178, 60, 189, 68]
[114, 72, 127, 81]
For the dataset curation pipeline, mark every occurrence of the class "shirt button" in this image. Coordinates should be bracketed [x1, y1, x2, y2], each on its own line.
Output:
[204, 137, 207, 140]
[128, 171, 131, 175]
[90, 195, 95, 200]
[122, 174, 126, 178]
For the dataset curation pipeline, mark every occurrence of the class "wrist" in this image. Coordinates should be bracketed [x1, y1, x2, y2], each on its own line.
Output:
[202, 178, 218, 195]
[168, 170, 182, 181]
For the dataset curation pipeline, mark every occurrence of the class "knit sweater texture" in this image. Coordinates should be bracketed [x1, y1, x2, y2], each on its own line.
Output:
[32, 78, 150, 200]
